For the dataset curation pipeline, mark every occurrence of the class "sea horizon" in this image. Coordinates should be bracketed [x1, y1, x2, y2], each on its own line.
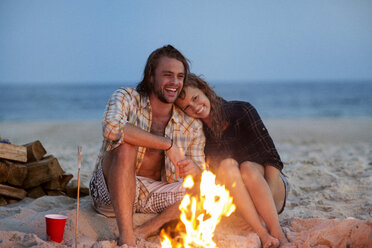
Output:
[1, 81, 371, 121]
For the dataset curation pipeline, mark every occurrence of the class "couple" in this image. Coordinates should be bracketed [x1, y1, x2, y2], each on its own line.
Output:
[89, 45, 292, 248]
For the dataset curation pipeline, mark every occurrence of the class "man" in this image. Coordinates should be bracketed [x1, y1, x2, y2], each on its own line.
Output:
[89, 45, 206, 246]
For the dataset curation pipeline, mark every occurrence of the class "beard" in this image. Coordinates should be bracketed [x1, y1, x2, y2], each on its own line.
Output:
[152, 85, 170, 103]
[151, 79, 179, 104]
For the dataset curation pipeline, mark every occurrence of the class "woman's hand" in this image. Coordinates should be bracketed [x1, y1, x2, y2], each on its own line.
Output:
[177, 159, 202, 179]
[165, 142, 202, 180]
[165, 143, 186, 180]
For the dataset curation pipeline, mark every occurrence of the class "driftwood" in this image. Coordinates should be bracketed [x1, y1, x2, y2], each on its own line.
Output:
[24, 140, 46, 162]
[23, 155, 64, 188]
[0, 143, 27, 163]
[0, 184, 27, 199]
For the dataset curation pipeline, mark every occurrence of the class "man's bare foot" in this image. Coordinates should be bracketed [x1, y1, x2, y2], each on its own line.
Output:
[118, 233, 137, 247]
[134, 223, 159, 240]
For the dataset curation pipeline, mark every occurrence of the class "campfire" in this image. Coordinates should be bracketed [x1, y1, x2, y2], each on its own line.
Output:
[161, 170, 236, 248]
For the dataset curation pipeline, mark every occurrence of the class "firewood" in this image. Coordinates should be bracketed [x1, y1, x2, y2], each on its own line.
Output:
[66, 179, 89, 198]
[7, 162, 28, 187]
[46, 190, 65, 196]
[27, 186, 46, 198]
[23, 140, 46, 162]
[5, 198, 19, 205]
[23, 155, 64, 188]
[0, 196, 7, 206]
[0, 184, 27, 199]
[42, 174, 73, 191]
[0, 161, 8, 183]
[0, 143, 27, 163]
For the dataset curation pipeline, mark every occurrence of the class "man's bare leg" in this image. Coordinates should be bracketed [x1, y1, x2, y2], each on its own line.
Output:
[102, 142, 138, 246]
[134, 201, 181, 239]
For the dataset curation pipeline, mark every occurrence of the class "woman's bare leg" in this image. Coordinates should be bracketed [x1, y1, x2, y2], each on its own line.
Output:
[217, 159, 279, 248]
[264, 165, 286, 213]
[239, 161, 288, 245]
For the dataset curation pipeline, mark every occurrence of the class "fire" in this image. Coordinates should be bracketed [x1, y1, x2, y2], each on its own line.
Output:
[161, 170, 236, 248]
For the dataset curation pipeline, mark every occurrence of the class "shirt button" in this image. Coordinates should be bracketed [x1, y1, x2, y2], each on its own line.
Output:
[262, 128, 266, 131]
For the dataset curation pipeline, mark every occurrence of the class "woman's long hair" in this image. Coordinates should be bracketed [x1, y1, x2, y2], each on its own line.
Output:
[179, 73, 226, 139]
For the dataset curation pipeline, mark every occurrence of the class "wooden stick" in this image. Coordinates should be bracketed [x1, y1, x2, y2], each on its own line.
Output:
[75, 146, 82, 248]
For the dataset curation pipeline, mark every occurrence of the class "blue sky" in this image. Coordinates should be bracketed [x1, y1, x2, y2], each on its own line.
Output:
[0, 0, 371, 84]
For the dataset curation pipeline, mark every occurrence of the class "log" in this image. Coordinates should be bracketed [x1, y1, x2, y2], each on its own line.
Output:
[66, 179, 89, 198]
[6, 198, 19, 205]
[23, 155, 64, 188]
[0, 196, 7, 206]
[0, 161, 8, 183]
[0, 143, 27, 162]
[0, 184, 27, 199]
[7, 162, 28, 187]
[46, 190, 65, 196]
[27, 186, 46, 199]
[23, 140, 46, 162]
[42, 174, 73, 191]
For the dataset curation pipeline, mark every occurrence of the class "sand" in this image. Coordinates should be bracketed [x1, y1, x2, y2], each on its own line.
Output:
[0, 119, 371, 247]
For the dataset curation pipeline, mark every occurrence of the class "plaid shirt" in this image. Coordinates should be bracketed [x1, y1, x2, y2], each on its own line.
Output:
[95, 87, 206, 200]
[204, 100, 283, 172]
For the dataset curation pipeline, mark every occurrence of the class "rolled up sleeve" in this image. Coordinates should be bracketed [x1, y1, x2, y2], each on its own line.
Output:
[102, 88, 133, 147]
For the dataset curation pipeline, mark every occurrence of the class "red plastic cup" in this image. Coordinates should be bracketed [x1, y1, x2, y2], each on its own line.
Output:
[45, 214, 67, 243]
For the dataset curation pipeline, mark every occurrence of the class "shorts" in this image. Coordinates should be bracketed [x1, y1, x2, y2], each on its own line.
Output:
[278, 173, 289, 214]
[89, 164, 185, 217]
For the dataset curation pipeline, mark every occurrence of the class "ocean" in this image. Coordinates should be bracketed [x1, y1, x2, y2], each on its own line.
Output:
[0, 81, 371, 121]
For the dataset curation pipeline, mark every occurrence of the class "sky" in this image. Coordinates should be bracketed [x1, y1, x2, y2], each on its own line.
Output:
[0, 0, 372, 84]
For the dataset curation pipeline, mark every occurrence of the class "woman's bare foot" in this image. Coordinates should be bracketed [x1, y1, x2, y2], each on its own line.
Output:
[279, 242, 297, 248]
[272, 230, 296, 248]
[258, 231, 280, 248]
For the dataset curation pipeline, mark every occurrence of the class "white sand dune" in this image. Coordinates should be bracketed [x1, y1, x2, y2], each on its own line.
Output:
[0, 119, 371, 247]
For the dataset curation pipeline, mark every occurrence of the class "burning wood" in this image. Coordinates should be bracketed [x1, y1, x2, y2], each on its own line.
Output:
[161, 170, 236, 248]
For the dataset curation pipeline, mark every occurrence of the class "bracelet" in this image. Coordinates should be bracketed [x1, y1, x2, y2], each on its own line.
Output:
[165, 139, 173, 151]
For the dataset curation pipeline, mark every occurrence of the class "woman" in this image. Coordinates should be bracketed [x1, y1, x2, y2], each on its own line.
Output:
[176, 74, 292, 248]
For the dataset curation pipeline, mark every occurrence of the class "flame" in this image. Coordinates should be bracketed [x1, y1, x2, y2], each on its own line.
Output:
[160, 229, 176, 248]
[161, 170, 236, 247]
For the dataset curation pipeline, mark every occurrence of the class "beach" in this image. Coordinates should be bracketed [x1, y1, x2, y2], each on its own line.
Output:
[0, 119, 371, 247]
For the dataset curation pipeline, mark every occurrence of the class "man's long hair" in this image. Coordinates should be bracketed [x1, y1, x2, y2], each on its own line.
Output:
[136, 45, 190, 95]
[179, 73, 226, 140]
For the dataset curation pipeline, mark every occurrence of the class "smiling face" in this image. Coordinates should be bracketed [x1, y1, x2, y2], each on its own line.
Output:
[150, 56, 185, 104]
[176, 86, 211, 120]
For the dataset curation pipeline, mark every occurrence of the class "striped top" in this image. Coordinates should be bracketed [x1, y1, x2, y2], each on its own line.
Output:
[95, 87, 206, 185]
